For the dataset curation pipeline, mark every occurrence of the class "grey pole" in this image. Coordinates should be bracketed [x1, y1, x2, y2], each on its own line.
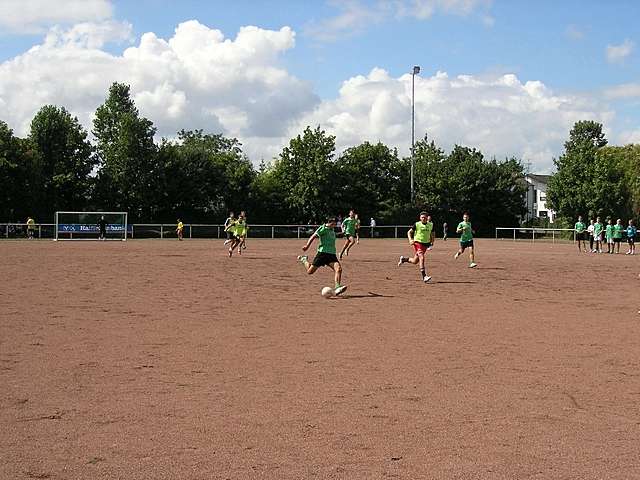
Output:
[411, 65, 420, 202]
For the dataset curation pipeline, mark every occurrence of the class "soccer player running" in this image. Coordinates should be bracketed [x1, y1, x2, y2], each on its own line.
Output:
[224, 217, 240, 257]
[574, 215, 587, 252]
[398, 211, 435, 283]
[339, 210, 358, 259]
[298, 217, 347, 296]
[223, 212, 236, 245]
[236, 211, 248, 252]
[176, 219, 184, 241]
[97, 215, 107, 241]
[454, 212, 477, 268]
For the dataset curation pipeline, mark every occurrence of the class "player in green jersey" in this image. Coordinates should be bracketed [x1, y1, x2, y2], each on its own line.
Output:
[612, 218, 624, 254]
[339, 210, 358, 259]
[298, 217, 348, 296]
[593, 217, 604, 254]
[574, 215, 587, 253]
[605, 219, 614, 254]
[398, 211, 435, 283]
[454, 212, 477, 268]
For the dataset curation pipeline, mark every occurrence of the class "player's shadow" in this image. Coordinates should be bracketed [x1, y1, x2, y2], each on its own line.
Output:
[334, 292, 394, 299]
[432, 280, 476, 284]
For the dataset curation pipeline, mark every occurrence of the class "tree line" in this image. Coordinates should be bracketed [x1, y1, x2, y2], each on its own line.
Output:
[2, 82, 636, 233]
[546, 120, 640, 225]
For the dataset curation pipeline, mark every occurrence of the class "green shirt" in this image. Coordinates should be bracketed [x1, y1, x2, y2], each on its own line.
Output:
[605, 224, 613, 239]
[413, 221, 433, 244]
[593, 223, 603, 236]
[613, 224, 623, 239]
[342, 217, 357, 235]
[574, 221, 585, 233]
[458, 221, 473, 242]
[315, 225, 336, 254]
[235, 219, 247, 236]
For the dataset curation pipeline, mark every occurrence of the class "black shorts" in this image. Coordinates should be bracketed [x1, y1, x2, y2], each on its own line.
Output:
[613, 237, 622, 243]
[460, 239, 474, 249]
[313, 252, 339, 268]
[226, 231, 234, 240]
[576, 232, 586, 241]
[627, 238, 635, 245]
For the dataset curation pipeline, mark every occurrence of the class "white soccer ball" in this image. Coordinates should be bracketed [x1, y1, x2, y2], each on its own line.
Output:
[321, 287, 334, 299]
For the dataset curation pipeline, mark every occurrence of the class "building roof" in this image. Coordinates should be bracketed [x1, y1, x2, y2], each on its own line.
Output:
[526, 173, 552, 184]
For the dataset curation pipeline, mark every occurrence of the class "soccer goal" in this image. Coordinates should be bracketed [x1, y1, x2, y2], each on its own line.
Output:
[54, 211, 128, 241]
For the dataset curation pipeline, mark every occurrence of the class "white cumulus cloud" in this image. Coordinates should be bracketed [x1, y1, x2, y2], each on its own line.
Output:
[285, 68, 613, 173]
[0, 21, 616, 172]
[0, 20, 319, 158]
[606, 39, 634, 63]
[0, 0, 113, 34]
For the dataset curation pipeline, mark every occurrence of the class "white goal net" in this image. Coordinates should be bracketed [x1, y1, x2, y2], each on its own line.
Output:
[54, 211, 128, 241]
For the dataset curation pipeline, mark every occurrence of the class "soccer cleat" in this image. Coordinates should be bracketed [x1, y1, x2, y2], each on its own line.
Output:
[297, 255, 308, 264]
[454, 252, 460, 259]
[469, 262, 478, 268]
[398, 255, 405, 266]
[423, 275, 432, 283]
[228, 248, 233, 257]
[334, 285, 347, 296]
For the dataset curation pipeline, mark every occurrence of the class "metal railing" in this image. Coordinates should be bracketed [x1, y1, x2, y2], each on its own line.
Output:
[495, 227, 576, 243]
[1, 223, 411, 240]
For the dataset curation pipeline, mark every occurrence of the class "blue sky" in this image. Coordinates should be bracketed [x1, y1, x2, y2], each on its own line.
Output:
[0, 0, 638, 170]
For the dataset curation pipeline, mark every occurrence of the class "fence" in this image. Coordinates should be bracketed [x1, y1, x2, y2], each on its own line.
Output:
[495, 227, 576, 243]
[1, 223, 413, 240]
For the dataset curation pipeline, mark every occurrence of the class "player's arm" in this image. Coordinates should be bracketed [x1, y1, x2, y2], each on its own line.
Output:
[302, 233, 318, 251]
[407, 227, 415, 244]
[456, 224, 463, 233]
[430, 230, 435, 245]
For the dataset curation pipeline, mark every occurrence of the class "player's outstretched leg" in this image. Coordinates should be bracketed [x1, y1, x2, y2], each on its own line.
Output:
[298, 255, 317, 275]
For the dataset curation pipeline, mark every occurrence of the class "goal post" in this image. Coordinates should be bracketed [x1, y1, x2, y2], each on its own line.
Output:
[54, 211, 128, 241]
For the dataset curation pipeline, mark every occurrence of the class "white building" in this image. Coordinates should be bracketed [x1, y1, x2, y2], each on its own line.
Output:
[524, 174, 556, 223]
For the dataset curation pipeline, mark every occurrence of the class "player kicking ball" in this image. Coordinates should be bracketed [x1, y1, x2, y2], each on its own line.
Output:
[454, 212, 477, 268]
[398, 211, 434, 283]
[298, 217, 347, 296]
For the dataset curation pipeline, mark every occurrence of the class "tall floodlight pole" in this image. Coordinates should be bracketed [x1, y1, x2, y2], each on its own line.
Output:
[411, 65, 420, 203]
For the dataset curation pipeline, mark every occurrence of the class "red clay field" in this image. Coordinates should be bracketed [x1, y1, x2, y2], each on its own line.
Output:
[1, 238, 639, 479]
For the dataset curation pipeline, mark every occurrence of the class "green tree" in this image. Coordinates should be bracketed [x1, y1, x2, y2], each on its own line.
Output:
[0, 121, 36, 220]
[93, 83, 158, 219]
[412, 137, 526, 233]
[156, 130, 255, 221]
[28, 105, 95, 215]
[547, 120, 608, 219]
[335, 141, 401, 220]
[271, 126, 337, 222]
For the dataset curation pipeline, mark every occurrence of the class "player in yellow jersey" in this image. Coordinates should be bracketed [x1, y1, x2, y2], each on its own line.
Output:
[398, 212, 435, 283]
[176, 219, 184, 241]
[235, 211, 248, 255]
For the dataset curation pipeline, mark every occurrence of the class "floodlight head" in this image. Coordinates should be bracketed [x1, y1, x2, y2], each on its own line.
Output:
[413, 65, 421, 75]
